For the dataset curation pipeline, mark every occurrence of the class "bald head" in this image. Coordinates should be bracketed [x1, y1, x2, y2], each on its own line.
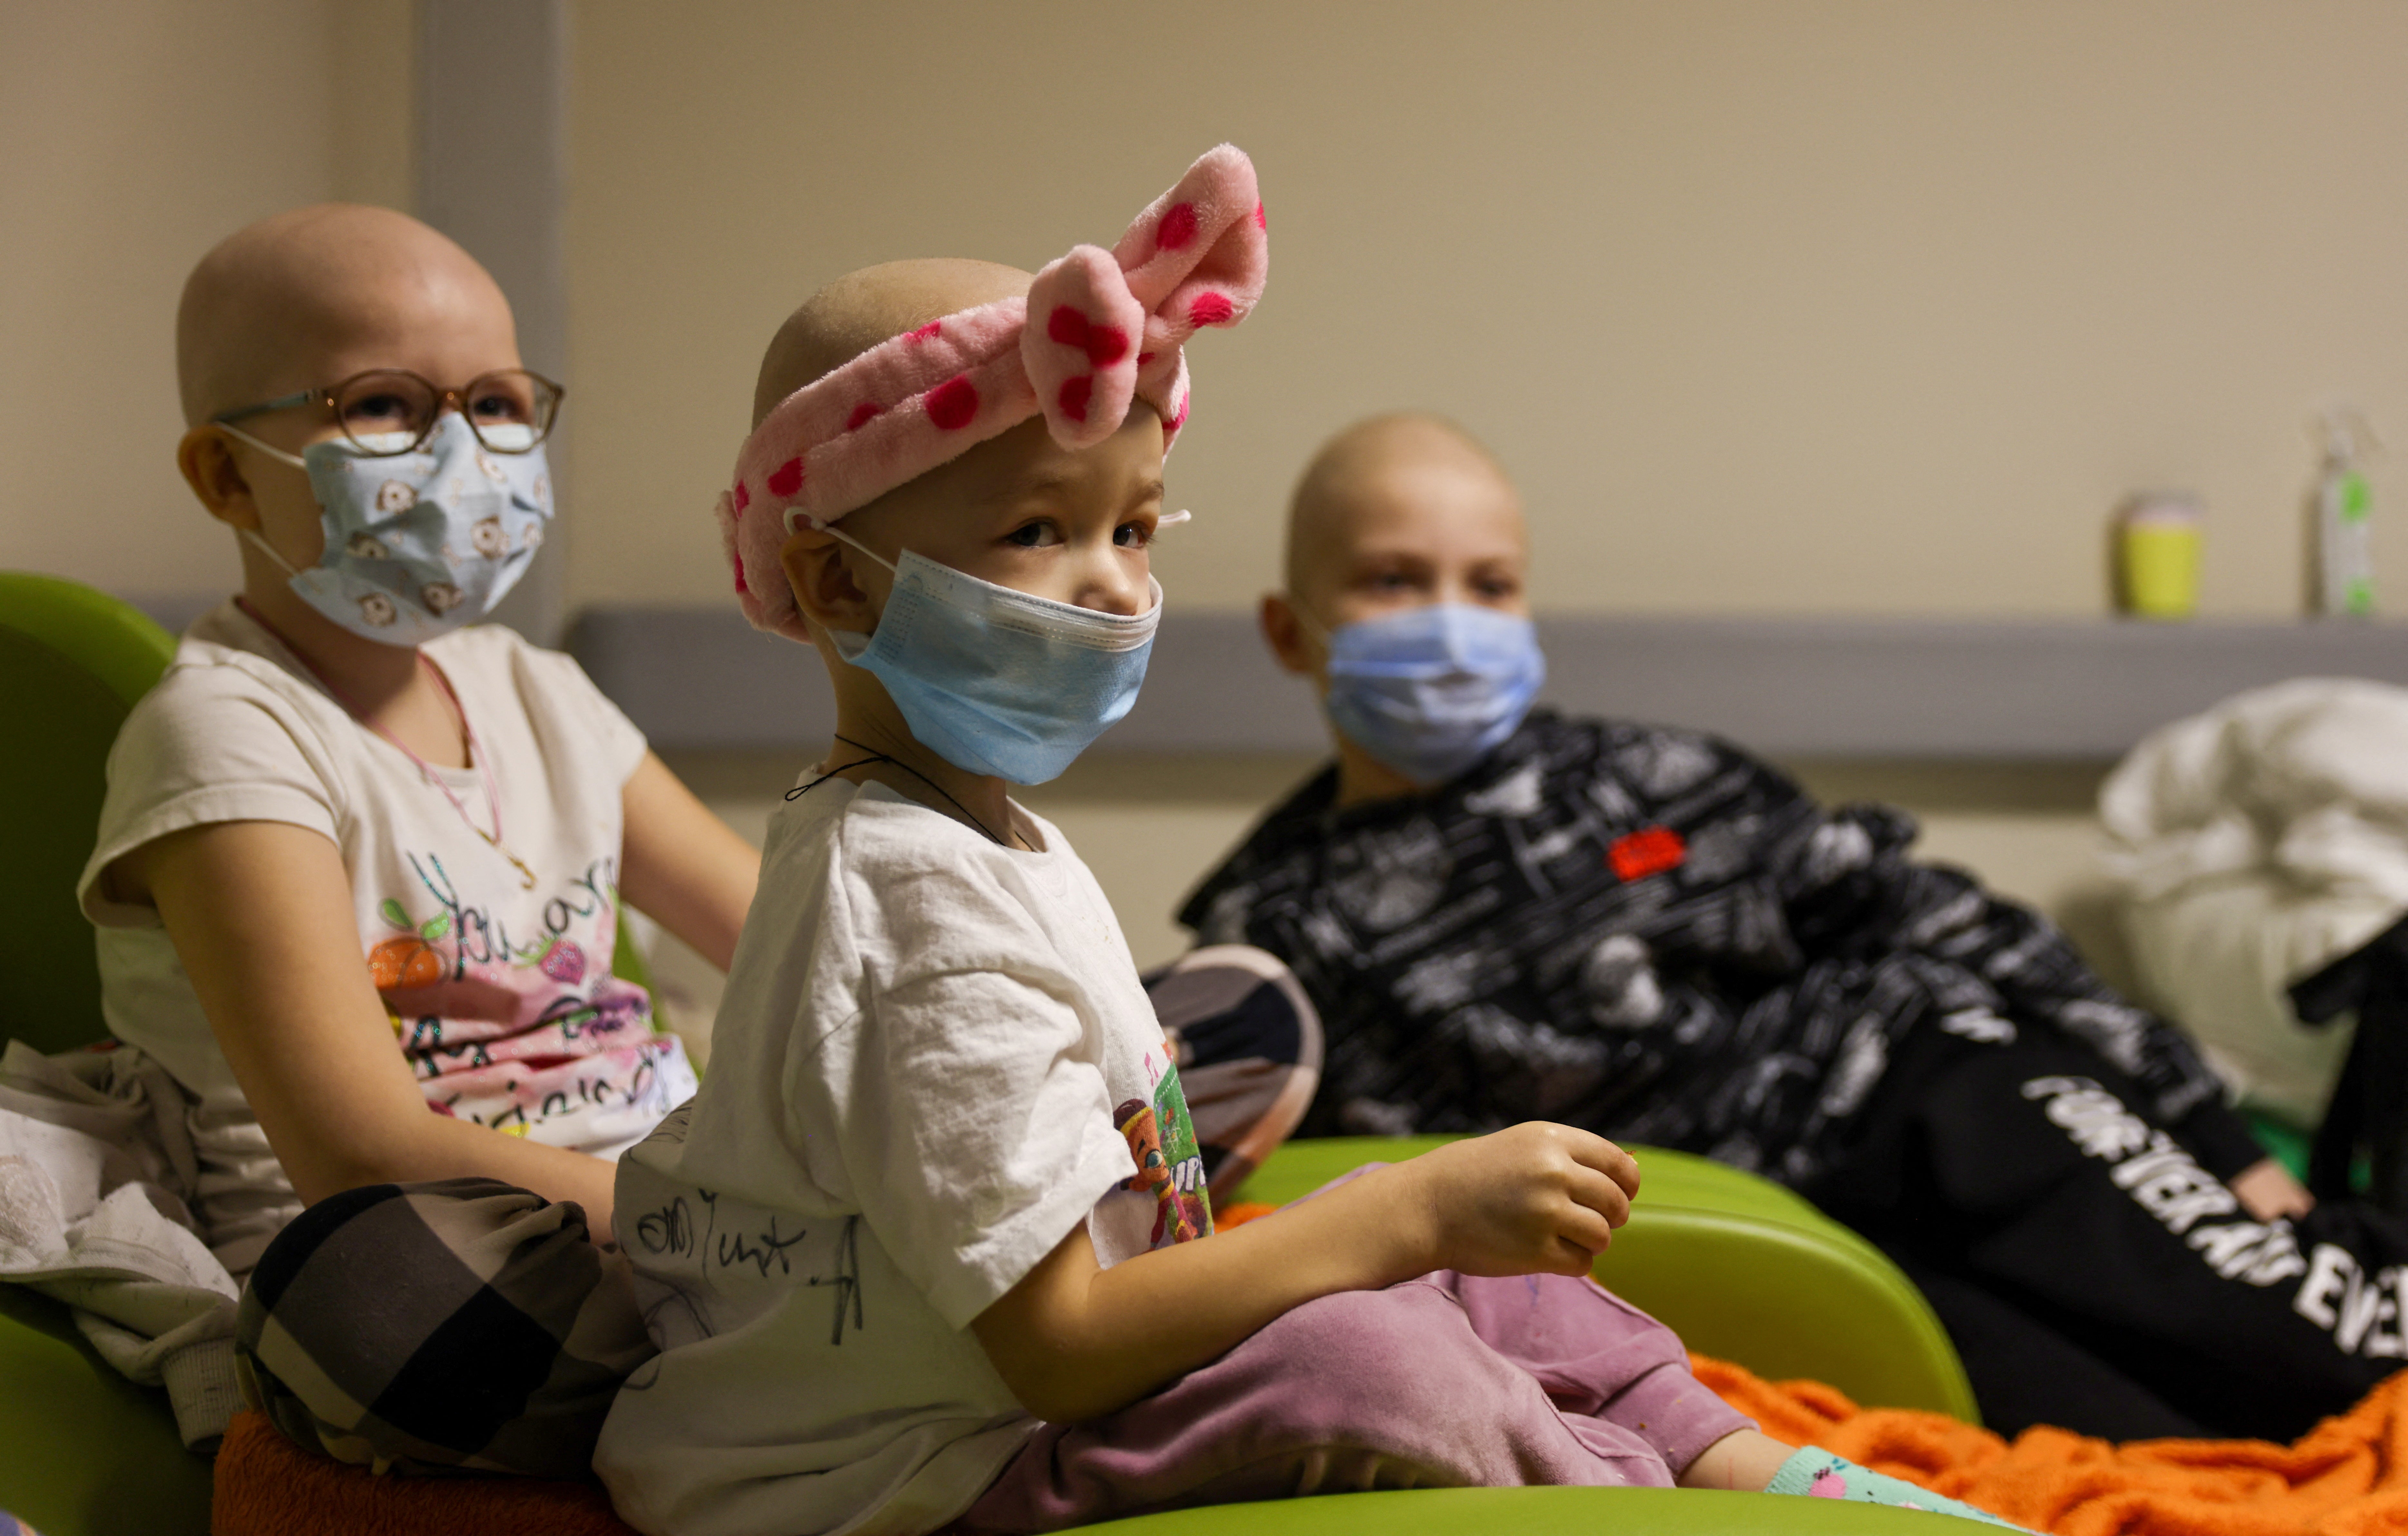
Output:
[753, 258, 1031, 428]
[176, 204, 515, 426]
[1285, 413, 1521, 598]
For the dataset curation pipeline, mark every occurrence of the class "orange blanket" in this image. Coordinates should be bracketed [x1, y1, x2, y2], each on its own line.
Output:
[1698, 1355, 2408, 1535]
[213, 1352, 2408, 1535]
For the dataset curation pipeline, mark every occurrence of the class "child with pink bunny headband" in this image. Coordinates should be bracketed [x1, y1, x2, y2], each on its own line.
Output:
[717, 142, 1264, 643]
[595, 146, 2018, 1536]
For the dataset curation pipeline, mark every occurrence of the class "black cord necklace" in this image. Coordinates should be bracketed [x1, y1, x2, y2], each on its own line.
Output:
[785, 734, 1013, 849]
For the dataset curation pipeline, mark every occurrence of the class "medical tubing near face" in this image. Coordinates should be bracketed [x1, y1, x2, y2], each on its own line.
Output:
[1302, 601, 1547, 784]
[213, 389, 557, 646]
[796, 513, 1164, 785]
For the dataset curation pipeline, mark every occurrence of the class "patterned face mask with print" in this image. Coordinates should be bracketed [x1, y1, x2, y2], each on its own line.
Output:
[221, 412, 553, 645]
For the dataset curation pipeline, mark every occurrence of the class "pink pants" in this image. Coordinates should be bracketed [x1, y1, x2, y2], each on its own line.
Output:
[949, 1268, 1753, 1533]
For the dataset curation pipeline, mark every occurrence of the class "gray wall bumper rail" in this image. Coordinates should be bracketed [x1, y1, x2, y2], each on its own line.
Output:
[563, 607, 2408, 761]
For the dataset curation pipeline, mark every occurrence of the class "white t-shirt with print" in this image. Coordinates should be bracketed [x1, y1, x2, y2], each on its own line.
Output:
[595, 776, 1210, 1536]
[76, 600, 696, 1274]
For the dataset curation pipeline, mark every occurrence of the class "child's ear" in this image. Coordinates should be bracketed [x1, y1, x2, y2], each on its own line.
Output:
[1260, 591, 1319, 677]
[177, 427, 262, 530]
[782, 528, 879, 633]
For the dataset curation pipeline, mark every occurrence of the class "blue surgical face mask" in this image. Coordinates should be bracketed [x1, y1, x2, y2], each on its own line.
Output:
[1313, 602, 1546, 786]
[813, 523, 1161, 784]
[221, 412, 552, 645]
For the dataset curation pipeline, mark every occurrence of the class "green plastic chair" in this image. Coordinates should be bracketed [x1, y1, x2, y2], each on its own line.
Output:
[1086, 1487, 1977, 1535]
[0, 572, 212, 1534]
[0, 573, 178, 1058]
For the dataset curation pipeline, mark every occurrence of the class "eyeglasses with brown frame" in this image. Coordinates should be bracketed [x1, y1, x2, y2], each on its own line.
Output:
[210, 368, 565, 457]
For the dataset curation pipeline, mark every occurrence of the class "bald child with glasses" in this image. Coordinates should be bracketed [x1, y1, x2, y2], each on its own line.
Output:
[59, 203, 759, 1465]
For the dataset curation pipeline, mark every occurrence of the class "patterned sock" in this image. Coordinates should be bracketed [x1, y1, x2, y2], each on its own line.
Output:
[1766, 1446, 2026, 1529]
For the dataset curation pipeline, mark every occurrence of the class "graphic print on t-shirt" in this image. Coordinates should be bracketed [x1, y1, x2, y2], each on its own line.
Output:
[1116, 1047, 1212, 1246]
[369, 846, 689, 1148]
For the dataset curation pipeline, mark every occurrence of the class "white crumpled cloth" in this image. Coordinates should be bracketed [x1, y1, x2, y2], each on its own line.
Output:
[0, 1039, 244, 1450]
[2101, 677, 2408, 1127]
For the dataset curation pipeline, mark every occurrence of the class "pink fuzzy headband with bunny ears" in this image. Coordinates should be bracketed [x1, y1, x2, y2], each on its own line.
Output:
[719, 143, 1268, 641]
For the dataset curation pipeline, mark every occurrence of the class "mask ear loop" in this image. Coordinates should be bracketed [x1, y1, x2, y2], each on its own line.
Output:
[215, 423, 315, 578]
[787, 507, 1170, 633]
[239, 527, 304, 579]
[213, 421, 311, 470]
[1284, 598, 1334, 648]
[783, 508, 901, 575]
[782, 511, 900, 653]
[786, 509, 1191, 551]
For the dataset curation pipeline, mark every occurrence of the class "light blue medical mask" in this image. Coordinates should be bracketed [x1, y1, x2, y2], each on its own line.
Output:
[1316, 603, 1546, 786]
[815, 524, 1162, 784]
[220, 412, 552, 645]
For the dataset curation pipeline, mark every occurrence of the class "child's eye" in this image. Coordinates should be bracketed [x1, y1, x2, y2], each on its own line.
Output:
[1004, 521, 1060, 548]
[1113, 521, 1154, 549]
[345, 392, 417, 426]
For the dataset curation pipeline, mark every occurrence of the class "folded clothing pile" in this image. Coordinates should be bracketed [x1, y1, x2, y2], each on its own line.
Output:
[2102, 678, 2408, 1128]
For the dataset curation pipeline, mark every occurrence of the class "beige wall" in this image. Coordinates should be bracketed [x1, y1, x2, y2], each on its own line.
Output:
[15, 3, 2408, 616]
[0, 0, 412, 596]
[564, 0, 2408, 621]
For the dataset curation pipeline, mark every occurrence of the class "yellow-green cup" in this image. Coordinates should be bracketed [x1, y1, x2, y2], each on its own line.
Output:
[2119, 497, 2202, 619]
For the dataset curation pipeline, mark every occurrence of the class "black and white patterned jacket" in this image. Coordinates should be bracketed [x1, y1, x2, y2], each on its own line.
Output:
[1180, 709, 2262, 1189]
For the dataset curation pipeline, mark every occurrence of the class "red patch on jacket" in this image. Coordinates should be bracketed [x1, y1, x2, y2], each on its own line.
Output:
[1608, 826, 1686, 882]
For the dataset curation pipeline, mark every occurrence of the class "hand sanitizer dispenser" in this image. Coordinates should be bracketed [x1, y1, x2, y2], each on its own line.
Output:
[2314, 408, 2377, 619]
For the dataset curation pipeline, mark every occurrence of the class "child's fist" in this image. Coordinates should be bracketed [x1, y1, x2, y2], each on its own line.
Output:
[1403, 1122, 1639, 1279]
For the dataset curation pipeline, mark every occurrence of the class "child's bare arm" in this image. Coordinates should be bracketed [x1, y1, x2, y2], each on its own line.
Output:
[618, 752, 759, 972]
[969, 1123, 1638, 1424]
[120, 820, 622, 1230]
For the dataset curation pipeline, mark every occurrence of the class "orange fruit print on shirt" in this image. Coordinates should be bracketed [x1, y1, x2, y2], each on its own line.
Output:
[368, 936, 445, 990]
